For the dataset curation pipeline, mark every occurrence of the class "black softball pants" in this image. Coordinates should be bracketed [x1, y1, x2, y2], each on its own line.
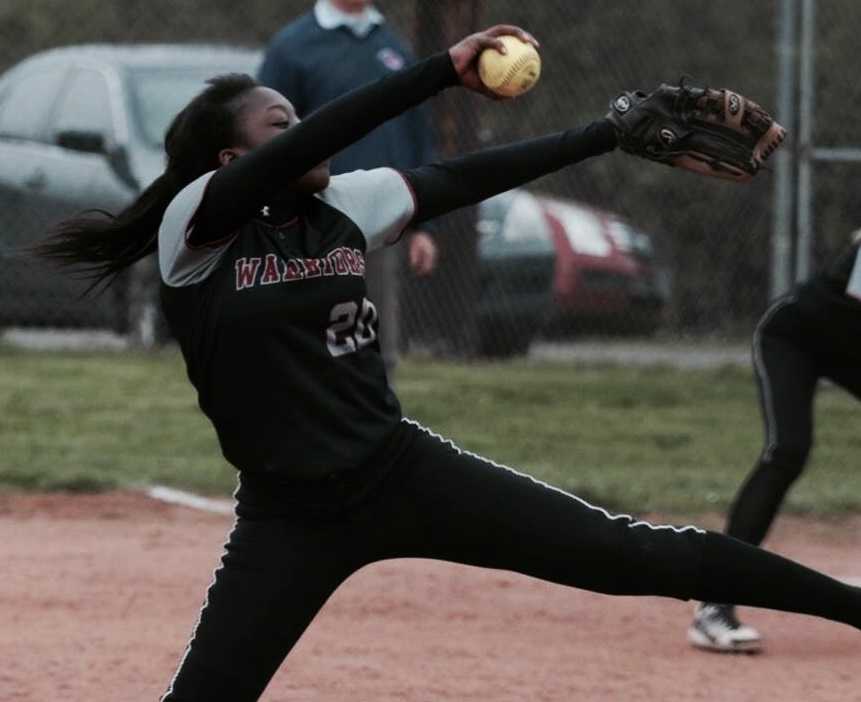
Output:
[161, 420, 861, 701]
[727, 294, 861, 545]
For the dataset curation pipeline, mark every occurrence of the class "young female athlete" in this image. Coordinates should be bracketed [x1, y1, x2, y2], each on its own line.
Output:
[688, 233, 861, 653]
[36, 24, 861, 702]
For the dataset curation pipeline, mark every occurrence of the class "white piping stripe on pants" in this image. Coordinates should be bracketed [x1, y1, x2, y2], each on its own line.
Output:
[751, 293, 797, 463]
[159, 485, 240, 701]
[401, 417, 704, 535]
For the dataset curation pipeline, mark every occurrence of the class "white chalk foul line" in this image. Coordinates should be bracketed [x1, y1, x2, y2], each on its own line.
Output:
[146, 485, 234, 515]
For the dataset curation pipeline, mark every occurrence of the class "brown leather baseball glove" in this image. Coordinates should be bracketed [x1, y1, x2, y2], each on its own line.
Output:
[606, 81, 786, 182]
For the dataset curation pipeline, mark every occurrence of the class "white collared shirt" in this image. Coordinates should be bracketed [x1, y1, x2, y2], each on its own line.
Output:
[314, 0, 384, 38]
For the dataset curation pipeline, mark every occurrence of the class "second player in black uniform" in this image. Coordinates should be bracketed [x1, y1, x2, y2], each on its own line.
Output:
[689, 234, 861, 652]
[36, 25, 861, 702]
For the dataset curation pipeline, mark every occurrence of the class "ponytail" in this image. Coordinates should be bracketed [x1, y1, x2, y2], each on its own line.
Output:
[32, 73, 259, 291]
[34, 171, 181, 290]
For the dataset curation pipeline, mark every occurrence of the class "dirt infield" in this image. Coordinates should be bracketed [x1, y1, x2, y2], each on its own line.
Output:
[1, 491, 859, 702]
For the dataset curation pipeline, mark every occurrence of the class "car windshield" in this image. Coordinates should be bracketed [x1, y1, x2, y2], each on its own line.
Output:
[128, 67, 246, 147]
[478, 192, 554, 257]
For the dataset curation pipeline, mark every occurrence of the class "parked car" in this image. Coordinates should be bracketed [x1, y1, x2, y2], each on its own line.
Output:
[540, 197, 669, 335]
[475, 189, 669, 356]
[0, 44, 261, 339]
[475, 189, 556, 357]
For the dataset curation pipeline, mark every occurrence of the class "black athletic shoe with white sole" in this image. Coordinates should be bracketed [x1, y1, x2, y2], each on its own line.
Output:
[688, 603, 763, 653]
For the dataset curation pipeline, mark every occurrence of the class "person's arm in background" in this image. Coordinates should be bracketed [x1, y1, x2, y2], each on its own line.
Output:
[405, 103, 439, 276]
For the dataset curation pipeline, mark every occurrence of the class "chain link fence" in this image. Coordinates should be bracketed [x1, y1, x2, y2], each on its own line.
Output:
[0, 0, 857, 356]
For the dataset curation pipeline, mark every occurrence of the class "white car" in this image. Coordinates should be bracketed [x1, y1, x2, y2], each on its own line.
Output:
[0, 44, 260, 338]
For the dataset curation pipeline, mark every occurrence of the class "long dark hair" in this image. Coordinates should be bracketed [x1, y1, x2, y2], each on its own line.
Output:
[33, 73, 259, 290]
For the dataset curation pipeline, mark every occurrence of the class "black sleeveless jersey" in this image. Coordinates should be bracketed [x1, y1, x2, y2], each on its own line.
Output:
[158, 168, 415, 481]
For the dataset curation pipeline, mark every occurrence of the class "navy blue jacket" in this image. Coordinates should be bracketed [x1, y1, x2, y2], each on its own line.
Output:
[258, 12, 438, 177]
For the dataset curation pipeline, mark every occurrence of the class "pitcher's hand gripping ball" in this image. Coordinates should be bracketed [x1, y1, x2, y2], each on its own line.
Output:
[606, 81, 786, 181]
[478, 35, 541, 97]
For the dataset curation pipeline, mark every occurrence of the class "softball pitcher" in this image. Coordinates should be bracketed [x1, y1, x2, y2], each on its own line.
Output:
[35, 25, 861, 702]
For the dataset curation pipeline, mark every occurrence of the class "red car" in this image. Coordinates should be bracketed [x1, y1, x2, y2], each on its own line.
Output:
[538, 196, 669, 335]
[474, 190, 669, 357]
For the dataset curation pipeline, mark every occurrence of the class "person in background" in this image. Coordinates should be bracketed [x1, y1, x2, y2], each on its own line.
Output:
[258, 0, 439, 376]
[688, 231, 861, 653]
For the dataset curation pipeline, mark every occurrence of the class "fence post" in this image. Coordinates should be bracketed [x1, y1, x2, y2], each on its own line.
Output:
[795, 0, 816, 282]
[771, 0, 797, 298]
[409, 0, 484, 356]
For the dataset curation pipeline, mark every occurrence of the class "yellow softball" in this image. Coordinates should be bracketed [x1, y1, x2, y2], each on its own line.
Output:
[478, 35, 542, 98]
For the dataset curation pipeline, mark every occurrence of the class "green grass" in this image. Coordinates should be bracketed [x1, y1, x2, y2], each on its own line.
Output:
[1, 345, 859, 516]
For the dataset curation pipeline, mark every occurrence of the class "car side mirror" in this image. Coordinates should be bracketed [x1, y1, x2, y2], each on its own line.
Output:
[55, 130, 139, 190]
[56, 129, 107, 154]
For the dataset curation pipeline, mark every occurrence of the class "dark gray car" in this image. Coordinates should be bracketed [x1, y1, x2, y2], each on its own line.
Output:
[0, 44, 260, 338]
[475, 189, 557, 357]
